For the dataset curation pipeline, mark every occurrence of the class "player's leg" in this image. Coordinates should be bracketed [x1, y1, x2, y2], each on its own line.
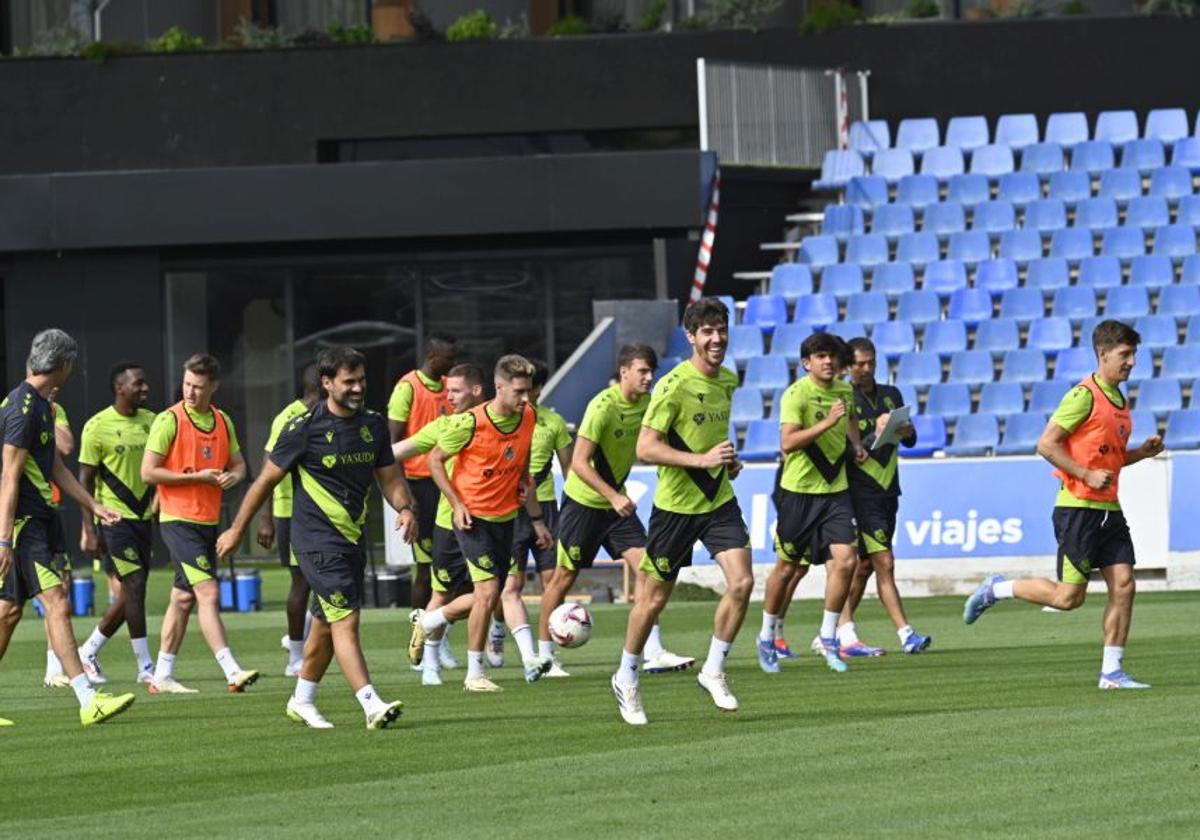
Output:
[118, 567, 154, 681]
[633, 554, 696, 674]
[611, 570, 673, 726]
[410, 527, 473, 682]
[466, 576, 503, 690]
[0, 594, 19, 726]
[772, 563, 807, 658]
[192, 578, 256, 692]
[499, 558, 550, 681]
[78, 571, 125, 683]
[757, 541, 805, 673]
[457, 520, 516, 691]
[693, 500, 754, 710]
[815, 541, 857, 673]
[1095, 513, 1145, 689]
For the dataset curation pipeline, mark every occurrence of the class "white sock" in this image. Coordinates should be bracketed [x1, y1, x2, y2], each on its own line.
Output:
[215, 647, 242, 680]
[644, 623, 666, 658]
[81, 626, 110, 658]
[759, 612, 778, 643]
[355, 683, 387, 715]
[993, 580, 1015, 600]
[420, 607, 449, 634]
[293, 677, 319, 705]
[616, 649, 641, 687]
[286, 638, 304, 665]
[820, 610, 840, 640]
[422, 640, 441, 671]
[131, 637, 153, 673]
[897, 625, 915, 644]
[1102, 645, 1124, 675]
[71, 673, 97, 707]
[467, 650, 485, 680]
[701, 636, 732, 676]
[153, 651, 176, 683]
[511, 624, 536, 661]
[837, 621, 860, 646]
[45, 648, 63, 677]
[538, 639, 555, 658]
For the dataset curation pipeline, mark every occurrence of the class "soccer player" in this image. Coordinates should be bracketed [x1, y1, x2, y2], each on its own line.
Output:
[0, 328, 136, 726]
[218, 346, 415, 729]
[76, 362, 158, 685]
[611, 299, 753, 726]
[756, 332, 867, 676]
[140, 353, 257, 695]
[414, 355, 553, 692]
[964, 320, 1163, 689]
[257, 364, 322, 677]
[388, 335, 457, 615]
[539, 344, 694, 677]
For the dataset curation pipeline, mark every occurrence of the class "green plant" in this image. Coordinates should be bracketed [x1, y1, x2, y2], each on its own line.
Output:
[707, 0, 784, 29]
[907, 0, 942, 17]
[234, 18, 290, 49]
[327, 21, 374, 44]
[79, 41, 141, 63]
[677, 14, 710, 30]
[547, 14, 590, 36]
[800, 1, 865, 33]
[446, 10, 498, 41]
[25, 24, 87, 57]
[148, 25, 205, 53]
[640, 0, 667, 30]
[1060, 0, 1088, 13]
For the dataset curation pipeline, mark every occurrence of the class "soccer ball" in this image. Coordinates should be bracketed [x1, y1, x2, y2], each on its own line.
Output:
[548, 603, 592, 649]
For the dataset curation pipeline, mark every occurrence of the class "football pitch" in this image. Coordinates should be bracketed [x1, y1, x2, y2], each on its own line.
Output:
[1, 569, 1197, 838]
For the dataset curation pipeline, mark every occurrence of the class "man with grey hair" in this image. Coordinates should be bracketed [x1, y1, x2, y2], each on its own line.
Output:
[0, 328, 137, 726]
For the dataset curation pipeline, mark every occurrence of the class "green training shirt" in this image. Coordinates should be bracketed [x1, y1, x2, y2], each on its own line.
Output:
[563, 384, 649, 510]
[779, 376, 856, 495]
[1050, 377, 1125, 512]
[146, 404, 241, 524]
[641, 360, 737, 515]
[387, 369, 443, 423]
[434, 407, 523, 527]
[265, 399, 311, 519]
[78, 406, 157, 521]
[531, 405, 571, 503]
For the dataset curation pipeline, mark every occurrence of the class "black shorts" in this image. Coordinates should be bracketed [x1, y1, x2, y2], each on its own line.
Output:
[297, 551, 365, 623]
[431, 525, 472, 594]
[775, 490, 857, 566]
[1052, 507, 1135, 585]
[160, 521, 219, 591]
[408, 477, 441, 565]
[274, 517, 296, 567]
[0, 516, 63, 605]
[556, 495, 647, 571]
[99, 519, 153, 579]
[49, 513, 70, 573]
[852, 494, 899, 557]
[642, 498, 749, 582]
[513, 501, 559, 574]
[453, 518, 515, 585]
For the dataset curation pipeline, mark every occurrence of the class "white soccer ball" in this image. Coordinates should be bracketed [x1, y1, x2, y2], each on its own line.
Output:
[548, 602, 592, 649]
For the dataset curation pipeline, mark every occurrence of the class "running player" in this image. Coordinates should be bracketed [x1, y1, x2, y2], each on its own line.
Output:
[0, 329, 135, 726]
[540, 344, 693, 677]
[756, 332, 867, 676]
[964, 320, 1163, 689]
[388, 336, 457, 615]
[218, 346, 414, 729]
[611, 299, 753, 726]
[140, 353, 257, 695]
[76, 362, 158, 686]
[257, 364, 322, 677]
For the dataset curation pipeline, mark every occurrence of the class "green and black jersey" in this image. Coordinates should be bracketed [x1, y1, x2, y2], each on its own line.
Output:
[848, 383, 908, 499]
[1, 382, 58, 519]
[78, 406, 157, 520]
[531, 406, 572, 504]
[563, 384, 649, 510]
[779, 376, 856, 495]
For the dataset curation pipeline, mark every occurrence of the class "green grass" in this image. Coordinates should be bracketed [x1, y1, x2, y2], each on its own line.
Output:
[2, 569, 1198, 838]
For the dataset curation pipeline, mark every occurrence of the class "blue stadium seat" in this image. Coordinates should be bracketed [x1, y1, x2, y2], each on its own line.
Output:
[793, 292, 839, 328]
[896, 174, 940, 210]
[948, 287, 994, 326]
[999, 287, 1045, 325]
[896, 289, 942, 326]
[897, 118, 940, 158]
[820, 264, 865, 301]
[946, 116, 990, 154]
[895, 351, 943, 390]
[994, 113, 1039, 152]
[995, 412, 1048, 455]
[979, 381, 1026, 416]
[996, 172, 1041, 208]
[1134, 314, 1178, 352]
[1129, 408, 1158, 445]
[1183, 255, 1200, 286]
[1136, 378, 1182, 418]
[1105, 285, 1151, 322]
[1161, 345, 1200, 381]
[1125, 196, 1170, 233]
[923, 201, 966, 240]
[1076, 256, 1123, 293]
[947, 349, 995, 387]
[770, 324, 811, 364]
[1158, 284, 1200, 324]
[1188, 315, 1200, 342]
[1073, 197, 1118, 231]
[975, 259, 1019, 298]
[924, 319, 968, 358]
[845, 291, 890, 326]
[849, 119, 891, 160]
[946, 414, 1000, 457]
[872, 203, 916, 241]
[1129, 254, 1175, 290]
[739, 419, 780, 461]
[947, 173, 991, 208]
[975, 318, 1020, 358]
[971, 144, 1016, 179]
[998, 229, 1044, 266]
[846, 175, 889, 213]
[742, 355, 790, 391]
[1047, 170, 1092, 207]
[873, 149, 915, 185]
[1045, 112, 1088, 148]
[1100, 226, 1145, 264]
[1050, 286, 1098, 322]
[1001, 349, 1048, 383]
[821, 204, 866, 242]
[743, 294, 789, 334]
[872, 261, 917, 298]
[1176, 195, 1200, 228]
[815, 149, 866, 190]
[1049, 228, 1095, 265]
[731, 387, 764, 429]
[872, 320, 916, 359]
[1153, 223, 1197, 263]
[797, 235, 840, 272]
[1097, 168, 1143, 207]
[1164, 409, 1200, 449]
[900, 414, 947, 457]
[845, 233, 890, 269]
[1027, 257, 1070, 297]
[770, 263, 813, 303]
[928, 255, 971, 293]
[717, 295, 737, 321]
[1027, 316, 1074, 355]
[897, 384, 920, 411]
[1025, 198, 1068, 236]
[665, 328, 690, 359]
[729, 325, 765, 364]
[1079, 316, 1105, 348]
[1095, 110, 1139, 147]
[1144, 108, 1189, 144]
[829, 320, 867, 341]
[894, 231, 940, 270]
[1068, 140, 1114, 175]
[769, 388, 786, 420]
[921, 145, 965, 182]
[653, 356, 683, 382]
[1173, 137, 1200, 175]
[925, 382, 972, 419]
[972, 200, 1017, 238]
[1127, 346, 1157, 384]
[1149, 166, 1193, 204]
[1030, 379, 1072, 413]
[1122, 138, 1166, 175]
[1053, 346, 1095, 382]
[1020, 142, 1064, 179]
